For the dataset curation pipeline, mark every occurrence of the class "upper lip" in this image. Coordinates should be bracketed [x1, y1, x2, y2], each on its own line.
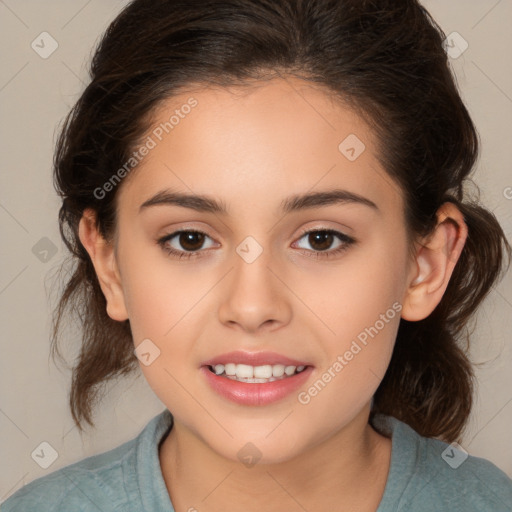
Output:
[202, 351, 311, 368]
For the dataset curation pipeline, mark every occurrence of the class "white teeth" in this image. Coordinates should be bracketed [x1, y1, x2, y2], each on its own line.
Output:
[253, 365, 273, 378]
[272, 364, 285, 377]
[227, 376, 272, 383]
[210, 362, 307, 380]
[284, 365, 296, 376]
[236, 364, 253, 378]
[224, 363, 236, 376]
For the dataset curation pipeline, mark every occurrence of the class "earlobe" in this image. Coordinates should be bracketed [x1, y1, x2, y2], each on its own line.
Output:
[78, 209, 129, 322]
[401, 202, 468, 322]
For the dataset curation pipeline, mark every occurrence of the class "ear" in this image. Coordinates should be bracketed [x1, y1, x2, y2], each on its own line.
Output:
[78, 208, 129, 322]
[401, 202, 468, 321]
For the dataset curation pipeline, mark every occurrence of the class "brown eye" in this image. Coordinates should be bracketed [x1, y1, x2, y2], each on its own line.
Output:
[293, 229, 356, 259]
[307, 231, 335, 251]
[158, 230, 215, 259]
[178, 231, 206, 251]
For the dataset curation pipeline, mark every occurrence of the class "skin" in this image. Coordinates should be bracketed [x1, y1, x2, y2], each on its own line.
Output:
[79, 77, 468, 512]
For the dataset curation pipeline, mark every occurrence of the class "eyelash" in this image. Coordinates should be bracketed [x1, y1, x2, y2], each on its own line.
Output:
[157, 227, 356, 260]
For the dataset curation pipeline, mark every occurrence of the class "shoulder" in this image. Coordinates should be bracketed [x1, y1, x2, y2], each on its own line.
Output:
[416, 435, 512, 511]
[374, 414, 512, 512]
[1, 410, 173, 512]
[1, 437, 137, 512]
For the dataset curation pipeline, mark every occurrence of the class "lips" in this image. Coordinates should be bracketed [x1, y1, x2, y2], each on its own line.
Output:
[202, 350, 310, 368]
[200, 350, 314, 405]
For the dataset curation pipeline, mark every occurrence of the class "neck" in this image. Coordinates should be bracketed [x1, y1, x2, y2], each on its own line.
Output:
[159, 406, 391, 512]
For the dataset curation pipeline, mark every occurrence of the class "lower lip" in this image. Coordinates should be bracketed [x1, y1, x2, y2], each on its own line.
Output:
[200, 366, 313, 406]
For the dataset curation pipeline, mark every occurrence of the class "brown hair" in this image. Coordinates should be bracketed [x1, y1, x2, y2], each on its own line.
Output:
[51, 0, 511, 440]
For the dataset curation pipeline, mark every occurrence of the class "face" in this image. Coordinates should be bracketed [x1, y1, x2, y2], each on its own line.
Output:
[109, 77, 414, 463]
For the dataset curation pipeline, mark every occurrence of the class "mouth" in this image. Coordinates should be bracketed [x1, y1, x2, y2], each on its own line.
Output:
[200, 351, 313, 405]
[207, 363, 308, 383]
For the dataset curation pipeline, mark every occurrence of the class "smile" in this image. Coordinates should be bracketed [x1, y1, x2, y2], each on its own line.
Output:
[208, 363, 307, 383]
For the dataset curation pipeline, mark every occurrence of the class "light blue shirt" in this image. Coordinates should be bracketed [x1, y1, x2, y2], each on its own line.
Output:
[2, 409, 512, 511]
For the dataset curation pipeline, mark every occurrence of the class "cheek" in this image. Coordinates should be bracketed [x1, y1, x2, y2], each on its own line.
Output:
[295, 302, 400, 433]
[294, 238, 405, 341]
[119, 243, 205, 342]
[119, 246, 212, 394]
[292, 239, 404, 400]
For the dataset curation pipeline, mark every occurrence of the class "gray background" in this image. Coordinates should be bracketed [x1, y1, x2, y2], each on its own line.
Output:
[1, 0, 511, 501]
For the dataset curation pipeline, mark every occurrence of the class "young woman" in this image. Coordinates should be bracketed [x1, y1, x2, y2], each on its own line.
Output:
[4, 0, 512, 510]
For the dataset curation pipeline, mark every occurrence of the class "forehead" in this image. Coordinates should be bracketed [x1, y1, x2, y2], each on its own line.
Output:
[117, 77, 402, 217]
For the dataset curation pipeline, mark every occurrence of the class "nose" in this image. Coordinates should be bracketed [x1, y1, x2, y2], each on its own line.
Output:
[217, 246, 292, 334]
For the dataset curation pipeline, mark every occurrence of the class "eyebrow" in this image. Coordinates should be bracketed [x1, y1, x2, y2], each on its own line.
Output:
[139, 188, 379, 214]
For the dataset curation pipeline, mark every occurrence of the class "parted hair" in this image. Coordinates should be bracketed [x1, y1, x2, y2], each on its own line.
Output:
[51, 0, 511, 439]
